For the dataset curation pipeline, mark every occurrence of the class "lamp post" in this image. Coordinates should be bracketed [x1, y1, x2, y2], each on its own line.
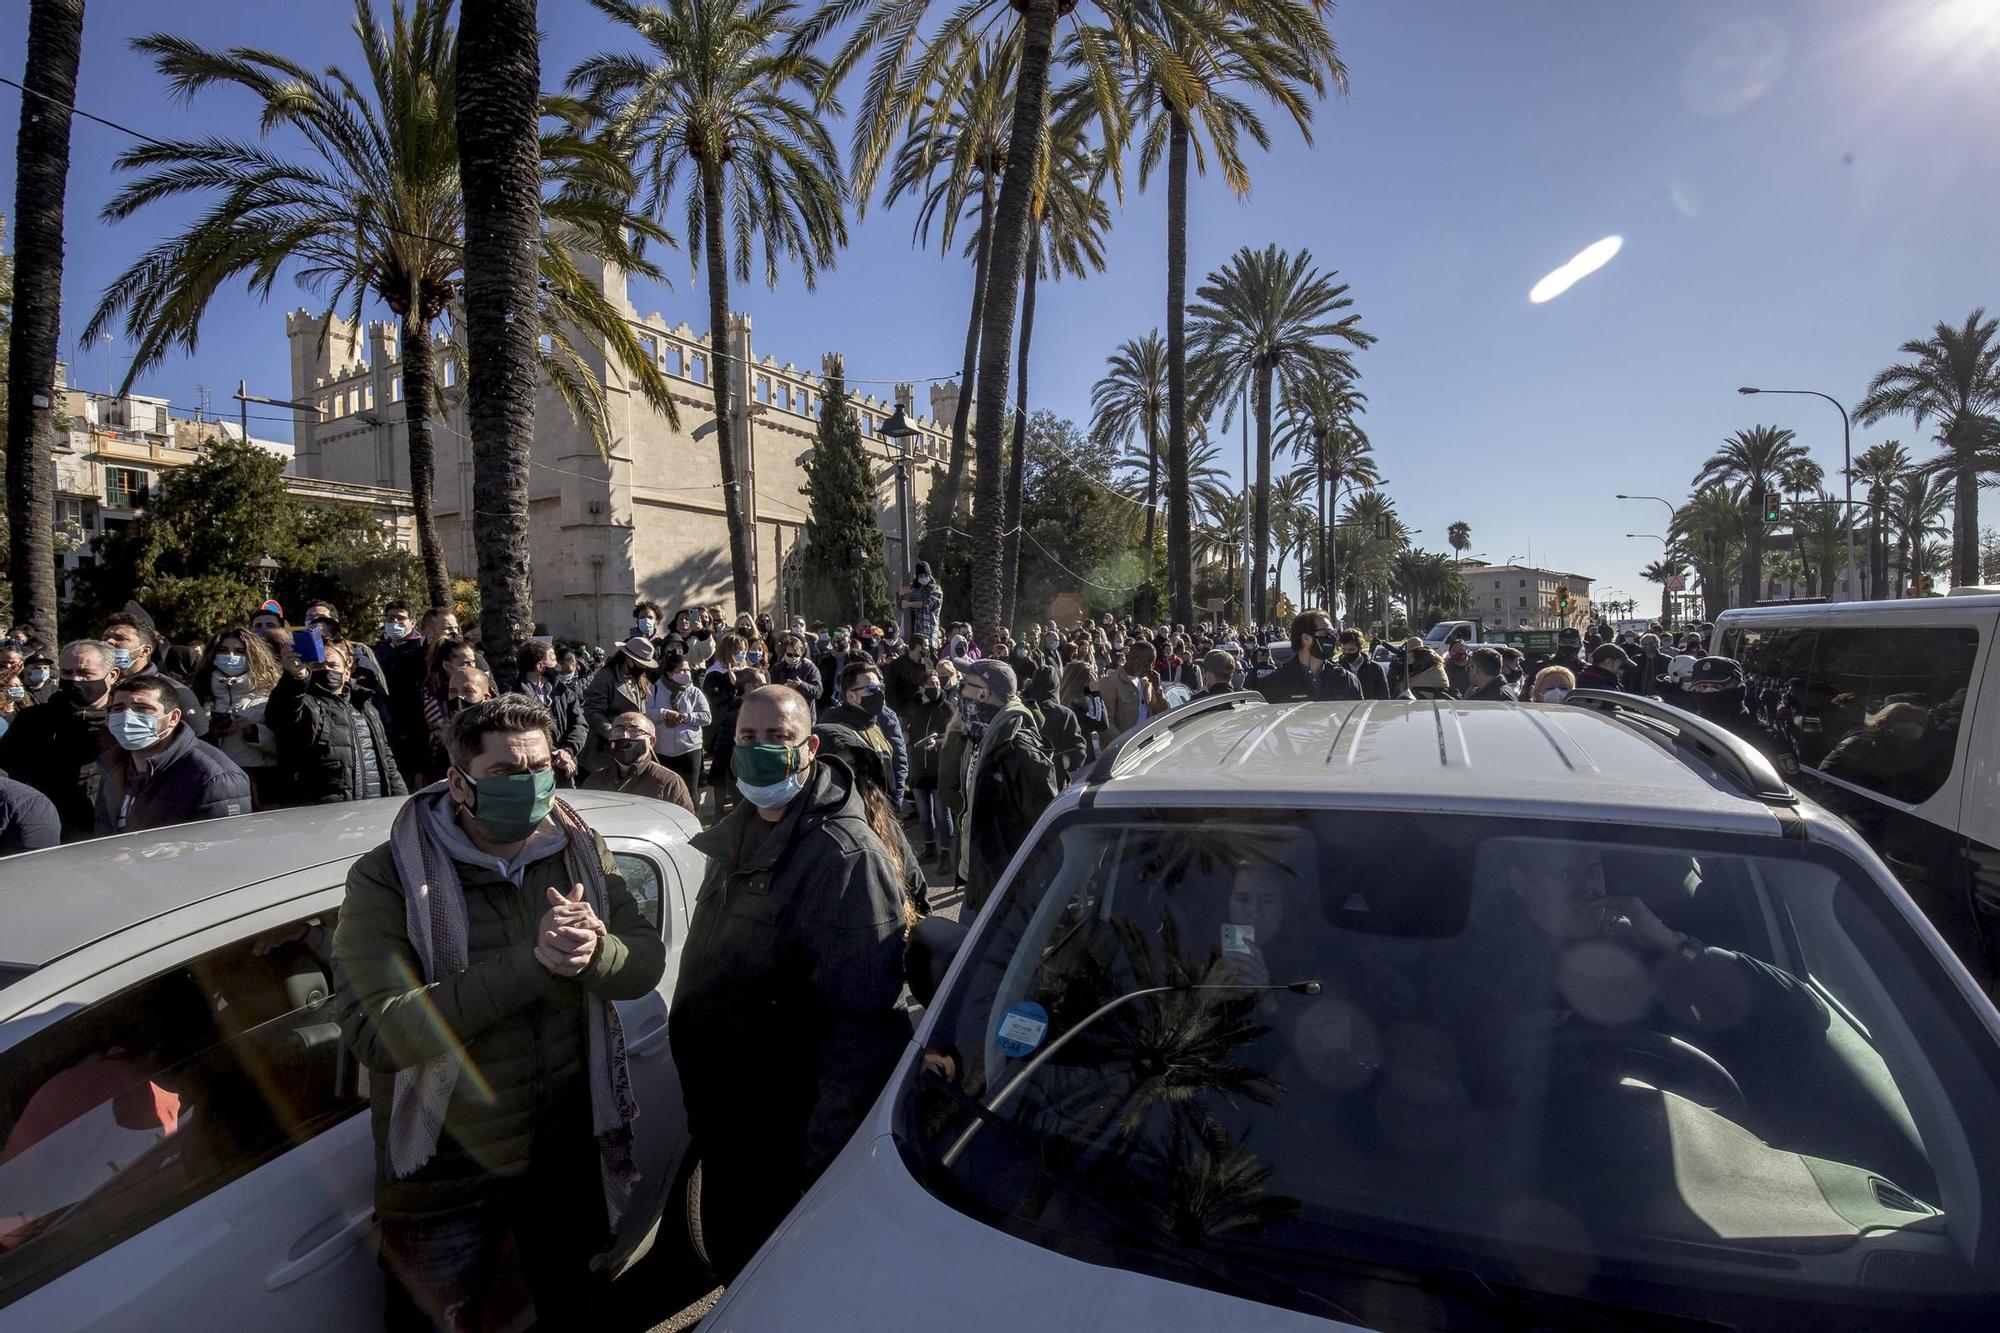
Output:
[849, 544, 867, 626]
[1615, 493, 1677, 525]
[882, 402, 921, 616]
[1737, 386, 1859, 601]
[255, 553, 279, 597]
[1626, 532, 1669, 548]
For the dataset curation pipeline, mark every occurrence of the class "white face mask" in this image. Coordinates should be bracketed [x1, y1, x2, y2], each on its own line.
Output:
[1543, 687, 1568, 704]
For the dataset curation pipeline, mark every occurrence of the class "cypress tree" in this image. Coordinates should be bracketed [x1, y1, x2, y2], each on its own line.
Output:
[801, 358, 891, 625]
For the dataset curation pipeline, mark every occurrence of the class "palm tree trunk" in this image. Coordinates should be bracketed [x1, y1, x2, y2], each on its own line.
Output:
[923, 179, 991, 567]
[1741, 484, 1765, 609]
[1164, 107, 1194, 627]
[969, 0, 1057, 648]
[1141, 420, 1159, 565]
[1250, 367, 1273, 624]
[701, 160, 756, 615]
[458, 0, 540, 688]
[1316, 456, 1329, 614]
[6, 0, 84, 645]
[1000, 232, 1039, 630]
[1954, 457, 1979, 589]
[398, 310, 453, 608]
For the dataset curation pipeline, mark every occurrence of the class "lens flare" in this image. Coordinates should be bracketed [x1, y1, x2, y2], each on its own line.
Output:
[1529, 235, 1624, 304]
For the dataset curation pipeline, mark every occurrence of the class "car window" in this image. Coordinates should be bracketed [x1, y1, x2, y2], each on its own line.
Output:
[0, 913, 362, 1305]
[614, 852, 664, 932]
[1795, 626, 1976, 804]
[904, 811, 2000, 1329]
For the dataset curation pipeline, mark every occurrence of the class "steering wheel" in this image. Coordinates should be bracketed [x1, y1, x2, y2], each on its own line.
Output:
[1550, 1024, 1746, 1118]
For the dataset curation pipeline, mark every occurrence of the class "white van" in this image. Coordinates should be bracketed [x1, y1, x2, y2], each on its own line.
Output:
[1716, 595, 2000, 996]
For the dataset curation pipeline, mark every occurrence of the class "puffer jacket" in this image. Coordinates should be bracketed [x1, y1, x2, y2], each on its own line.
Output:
[265, 671, 409, 804]
[671, 757, 907, 1189]
[331, 795, 664, 1218]
[93, 720, 251, 835]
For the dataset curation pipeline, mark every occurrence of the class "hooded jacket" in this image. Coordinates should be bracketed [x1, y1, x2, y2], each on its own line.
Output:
[93, 718, 251, 835]
[671, 757, 908, 1192]
[958, 701, 1059, 913]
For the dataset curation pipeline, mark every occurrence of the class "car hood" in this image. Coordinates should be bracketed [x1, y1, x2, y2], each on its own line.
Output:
[703, 1130, 1347, 1332]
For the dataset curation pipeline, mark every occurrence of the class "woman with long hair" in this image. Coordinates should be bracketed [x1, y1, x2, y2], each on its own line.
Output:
[194, 626, 283, 806]
[1060, 659, 1109, 758]
[814, 722, 925, 927]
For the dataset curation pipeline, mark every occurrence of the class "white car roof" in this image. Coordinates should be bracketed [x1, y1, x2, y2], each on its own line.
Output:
[1089, 698, 1789, 834]
[0, 790, 694, 974]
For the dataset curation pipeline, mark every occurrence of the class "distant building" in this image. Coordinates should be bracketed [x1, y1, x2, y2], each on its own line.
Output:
[52, 365, 415, 598]
[284, 255, 959, 643]
[1460, 563, 1595, 629]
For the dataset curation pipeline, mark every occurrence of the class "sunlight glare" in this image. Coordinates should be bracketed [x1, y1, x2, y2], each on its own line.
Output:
[1528, 236, 1624, 305]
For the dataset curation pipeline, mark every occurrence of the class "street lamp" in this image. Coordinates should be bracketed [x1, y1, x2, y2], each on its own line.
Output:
[881, 403, 921, 610]
[1738, 386, 1859, 600]
[255, 553, 279, 596]
[1626, 533, 1670, 548]
[849, 544, 867, 626]
[1615, 493, 1677, 525]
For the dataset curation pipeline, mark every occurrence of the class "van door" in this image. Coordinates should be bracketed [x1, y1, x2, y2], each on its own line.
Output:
[1955, 614, 2000, 998]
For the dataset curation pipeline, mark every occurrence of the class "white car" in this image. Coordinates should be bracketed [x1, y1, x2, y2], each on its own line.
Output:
[707, 691, 2000, 1331]
[0, 792, 706, 1332]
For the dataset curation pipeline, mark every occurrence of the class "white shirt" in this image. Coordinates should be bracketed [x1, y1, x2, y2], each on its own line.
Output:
[647, 679, 711, 756]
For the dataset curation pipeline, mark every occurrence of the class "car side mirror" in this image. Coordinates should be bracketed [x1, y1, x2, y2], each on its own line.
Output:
[905, 914, 969, 1009]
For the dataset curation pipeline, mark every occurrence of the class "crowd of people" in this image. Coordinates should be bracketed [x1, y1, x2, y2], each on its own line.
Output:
[0, 574, 1807, 1331]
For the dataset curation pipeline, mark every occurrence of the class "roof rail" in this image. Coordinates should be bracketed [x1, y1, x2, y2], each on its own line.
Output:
[1561, 689, 1797, 806]
[1081, 689, 1266, 788]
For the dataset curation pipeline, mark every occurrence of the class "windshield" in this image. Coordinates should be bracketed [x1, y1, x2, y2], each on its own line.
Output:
[902, 809, 2000, 1328]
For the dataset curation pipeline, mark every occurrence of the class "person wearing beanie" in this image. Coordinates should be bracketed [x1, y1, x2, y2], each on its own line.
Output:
[899, 560, 944, 646]
[955, 659, 1058, 913]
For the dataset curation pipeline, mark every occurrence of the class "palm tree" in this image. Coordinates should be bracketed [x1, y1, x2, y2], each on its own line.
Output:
[1092, 331, 1169, 577]
[882, 33, 1013, 569]
[1446, 520, 1472, 563]
[1641, 556, 1688, 628]
[1889, 470, 1952, 596]
[1847, 440, 1911, 599]
[1338, 488, 1402, 632]
[1189, 243, 1371, 624]
[1858, 311, 2000, 590]
[1694, 424, 1808, 609]
[6, 0, 83, 643]
[1120, 0, 1348, 627]
[458, 0, 541, 687]
[573, 0, 848, 615]
[807, 1, 1137, 644]
[86, 0, 676, 610]
[1270, 467, 1314, 604]
[1671, 483, 1752, 620]
[1276, 370, 1368, 613]
[1792, 491, 1847, 600]
[1001, 93, 1110, 628]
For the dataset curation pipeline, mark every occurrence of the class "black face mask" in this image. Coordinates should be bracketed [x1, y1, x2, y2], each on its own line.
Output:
[855, 690, 887, 718]
[61, 677, 110, 709]
[610, 739, 649, 766]
[921, 686, 941, 702]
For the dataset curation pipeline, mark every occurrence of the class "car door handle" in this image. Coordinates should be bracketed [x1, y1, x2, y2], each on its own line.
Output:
[627, 1016, 669, 1058]
[265, 1209, 375, 1291]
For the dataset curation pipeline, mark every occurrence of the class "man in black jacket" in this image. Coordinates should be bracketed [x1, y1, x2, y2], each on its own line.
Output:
[1257, 609, 1362, 704]
[1464, 647, 1516, 701]
[1198, 648, 1239, 698]
[0, 640, 121, 840]
[513, 641, 590, 784]
[957, 661, 1060, 912]
[1333, 628, 1392, 700]
[1021, 665, 1087, 783]
[671, 686, 908, 1282]
[94, 675, 251, 834]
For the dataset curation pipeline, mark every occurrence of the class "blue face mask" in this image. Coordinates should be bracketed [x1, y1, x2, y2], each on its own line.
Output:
[108, 709, 163, 751]
[214, 653, 249, 678]
[636, 618, 657, 636]
[110, 646, 134, 670]
[5, 684, 22, 701]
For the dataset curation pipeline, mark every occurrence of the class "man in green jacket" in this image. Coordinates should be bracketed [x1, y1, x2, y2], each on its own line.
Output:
[333, 696, 665, 1332]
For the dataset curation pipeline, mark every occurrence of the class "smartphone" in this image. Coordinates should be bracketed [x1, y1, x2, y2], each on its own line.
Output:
[292, 628, 327, 664]
[1221, 923, 1256, 956]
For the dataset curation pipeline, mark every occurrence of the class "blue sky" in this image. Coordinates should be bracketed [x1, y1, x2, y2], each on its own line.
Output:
[10, 0, 2000, 612]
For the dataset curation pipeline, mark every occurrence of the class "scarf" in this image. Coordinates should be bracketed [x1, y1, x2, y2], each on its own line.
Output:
[384, 784, 639, 1225]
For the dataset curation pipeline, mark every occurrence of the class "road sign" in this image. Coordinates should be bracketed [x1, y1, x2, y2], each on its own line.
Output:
[1665, 575, 1685, 592]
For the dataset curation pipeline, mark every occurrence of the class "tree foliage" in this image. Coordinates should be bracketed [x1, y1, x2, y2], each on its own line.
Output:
[799, 364, 891, 625]
[1014, 410, 1145, 625]
[72, 437, 418, 639]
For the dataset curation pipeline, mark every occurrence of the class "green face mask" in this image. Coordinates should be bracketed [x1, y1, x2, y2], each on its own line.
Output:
[459, 767, 556, 842]
[732, 741, 810, 787]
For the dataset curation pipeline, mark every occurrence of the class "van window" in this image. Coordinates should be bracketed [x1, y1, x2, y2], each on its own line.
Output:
[0, 915, 362, 1305]
[1796, 626, 1976, 805]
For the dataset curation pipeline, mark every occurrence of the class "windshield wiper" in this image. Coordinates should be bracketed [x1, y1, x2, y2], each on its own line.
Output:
[911, 1063, 1361, 1325]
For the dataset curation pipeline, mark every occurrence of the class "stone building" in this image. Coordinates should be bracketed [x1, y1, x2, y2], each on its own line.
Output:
[286, 259, 958, 643]
[1460, 563, 1595, 630]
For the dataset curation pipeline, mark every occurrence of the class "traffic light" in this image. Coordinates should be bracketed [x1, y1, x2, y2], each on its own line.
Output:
[1763, 498, 1781, 522]
[1556, 590, 1571, 613]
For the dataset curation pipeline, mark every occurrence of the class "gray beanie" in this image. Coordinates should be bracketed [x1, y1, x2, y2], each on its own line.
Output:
[962, 659, 1018, 700]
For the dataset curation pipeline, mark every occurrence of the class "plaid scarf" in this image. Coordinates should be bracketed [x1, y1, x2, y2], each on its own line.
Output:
[384, 784, 639, 1225]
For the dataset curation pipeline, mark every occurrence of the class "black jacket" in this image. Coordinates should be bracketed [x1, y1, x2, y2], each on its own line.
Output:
[1466, 677, 1516, 702]
[1337, 653, 1393, 700]
[903, 693, 954, 789]
[266, 672, 410, 804]
[962, 703, 1060, 914]
[0, 693, 110, 840]
[518, 675, 589, 762]
[93, 721, 251, 835]
[1023, 694, 1087, 783]
[770, 654, 824, 706]
[1256, 655, 1363, 704]
[0, 775, 60, 854]
[1574, 664, 1625, 692]
[671, 758, 908, 1195]
[381, 636, 434, 776]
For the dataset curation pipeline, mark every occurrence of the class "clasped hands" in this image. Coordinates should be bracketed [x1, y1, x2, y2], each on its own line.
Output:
[534, 884, 606, 977]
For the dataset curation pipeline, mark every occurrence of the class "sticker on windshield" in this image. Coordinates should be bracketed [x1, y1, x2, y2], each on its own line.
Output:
[1221, 923, 1257, 955]
[995, 1001, 1049, 1058]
